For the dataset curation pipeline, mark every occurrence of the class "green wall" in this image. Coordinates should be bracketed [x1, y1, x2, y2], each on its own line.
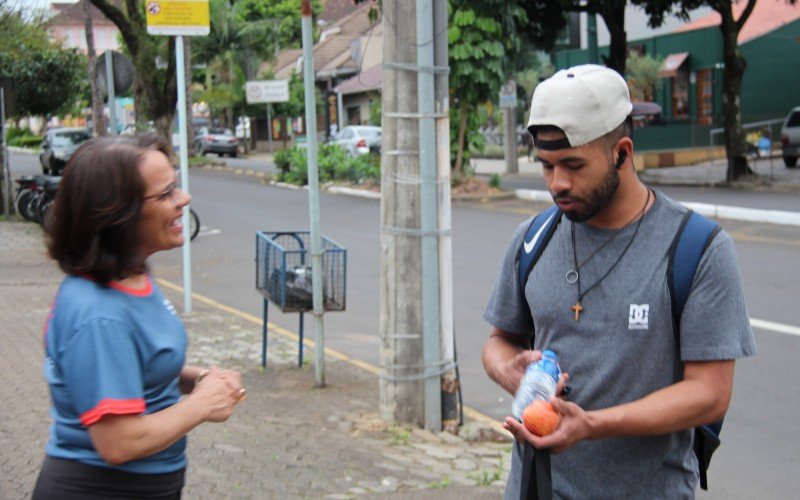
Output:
[740, 21, 800, 122]
[553, 20, 799, 151]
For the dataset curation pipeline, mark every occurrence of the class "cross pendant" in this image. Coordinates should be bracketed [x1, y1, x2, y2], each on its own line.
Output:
[571, 301, 583, 321]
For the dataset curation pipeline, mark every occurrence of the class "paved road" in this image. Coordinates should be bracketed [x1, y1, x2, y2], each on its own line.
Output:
[8, 151, 800, 498]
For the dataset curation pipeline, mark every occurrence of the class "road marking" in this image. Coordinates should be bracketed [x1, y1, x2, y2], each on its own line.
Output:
[751, 318, 800, 337]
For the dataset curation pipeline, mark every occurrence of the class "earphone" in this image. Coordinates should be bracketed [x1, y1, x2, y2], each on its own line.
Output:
[615, 150, 627, 169]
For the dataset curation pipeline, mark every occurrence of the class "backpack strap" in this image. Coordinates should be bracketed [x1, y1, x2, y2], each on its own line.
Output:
[668, 210, 721, 327]
[667, 209, 722, 491]
[518, 205, 562, 298]
[516, 205, 560, 500]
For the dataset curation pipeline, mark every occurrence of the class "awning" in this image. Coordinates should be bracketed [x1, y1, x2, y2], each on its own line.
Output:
[657, 52, 690, 78]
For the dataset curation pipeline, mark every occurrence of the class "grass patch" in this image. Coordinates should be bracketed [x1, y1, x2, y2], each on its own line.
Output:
[388, 425, 411, 446]
[426, 475, 452, 489]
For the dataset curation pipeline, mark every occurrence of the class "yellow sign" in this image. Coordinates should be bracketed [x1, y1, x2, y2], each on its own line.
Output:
[146, 0, 210, 36]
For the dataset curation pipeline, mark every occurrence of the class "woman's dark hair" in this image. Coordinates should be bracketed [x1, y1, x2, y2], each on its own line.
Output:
[46, 134, 171, 285]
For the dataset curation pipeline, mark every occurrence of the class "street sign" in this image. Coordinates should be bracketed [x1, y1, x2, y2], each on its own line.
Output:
[499, 80, 518, 108]
[96, 51, 135, 95]
[146, 0, 210, 36]
[246, 80, 290, 103]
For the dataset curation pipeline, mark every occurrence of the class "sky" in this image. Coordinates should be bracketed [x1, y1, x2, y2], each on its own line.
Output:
[11, 0, 67, 16]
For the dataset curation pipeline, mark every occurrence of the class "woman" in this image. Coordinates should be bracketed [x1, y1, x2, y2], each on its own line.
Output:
[33, 134, 245, 499]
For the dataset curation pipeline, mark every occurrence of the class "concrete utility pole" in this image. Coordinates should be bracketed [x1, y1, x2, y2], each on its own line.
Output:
[380, 0, 454, 431]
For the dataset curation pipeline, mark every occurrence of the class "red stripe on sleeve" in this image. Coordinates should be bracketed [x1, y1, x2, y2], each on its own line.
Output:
[80, 398, 146, 426]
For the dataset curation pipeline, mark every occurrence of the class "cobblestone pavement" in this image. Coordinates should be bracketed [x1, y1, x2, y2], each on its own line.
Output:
[0, 221, 510, 499]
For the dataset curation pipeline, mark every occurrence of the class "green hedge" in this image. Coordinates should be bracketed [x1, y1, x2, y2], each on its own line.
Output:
[8, 135, 43, 148]
[275, 144, 380, 186]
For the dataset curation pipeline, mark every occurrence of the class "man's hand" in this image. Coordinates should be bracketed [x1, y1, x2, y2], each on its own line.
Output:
[497, 349, 541, 395]
[503, 397, 591, 454]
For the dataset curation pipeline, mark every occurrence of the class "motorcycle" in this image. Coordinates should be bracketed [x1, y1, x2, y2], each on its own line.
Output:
[14, 175, 201, 241]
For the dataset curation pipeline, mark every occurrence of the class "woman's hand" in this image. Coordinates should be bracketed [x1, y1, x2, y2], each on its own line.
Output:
[191, 366, 246, 422]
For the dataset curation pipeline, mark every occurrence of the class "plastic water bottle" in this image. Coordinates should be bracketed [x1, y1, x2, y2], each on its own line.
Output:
[511, 350, 561, 419]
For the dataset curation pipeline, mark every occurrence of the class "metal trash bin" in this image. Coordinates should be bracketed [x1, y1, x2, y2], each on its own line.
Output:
[255, 231, 346, 367]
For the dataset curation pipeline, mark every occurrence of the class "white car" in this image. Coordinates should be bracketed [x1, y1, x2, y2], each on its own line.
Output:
[331, 125, 381, 156]
[780, 106, 800, 168]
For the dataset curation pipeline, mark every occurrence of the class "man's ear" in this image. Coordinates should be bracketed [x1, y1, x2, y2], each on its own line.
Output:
[615, 150, 627, 169]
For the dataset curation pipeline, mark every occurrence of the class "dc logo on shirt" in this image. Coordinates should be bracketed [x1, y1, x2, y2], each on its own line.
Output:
[628, 304, 649, 330]
[163, 298, 178, 317]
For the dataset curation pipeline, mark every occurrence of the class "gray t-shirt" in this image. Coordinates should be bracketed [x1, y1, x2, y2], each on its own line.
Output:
[484, 190, 756, 499]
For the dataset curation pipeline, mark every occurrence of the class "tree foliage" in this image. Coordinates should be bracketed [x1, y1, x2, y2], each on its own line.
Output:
[448, 1, 528, 173]
[0, 6, 86, 118]
[237, 0, 321, 51]
[626, 52, 662, 102]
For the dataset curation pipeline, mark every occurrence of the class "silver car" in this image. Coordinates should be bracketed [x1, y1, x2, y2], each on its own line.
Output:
[331, 125, 381, 156]
[193, 127, 239, 157]
[780, 106, 800, 168]
[40, 128, 92, 175]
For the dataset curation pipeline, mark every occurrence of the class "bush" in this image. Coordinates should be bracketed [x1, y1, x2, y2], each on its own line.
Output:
[8, 135, 43, 148]
[277, 144, 380, 186]
[6, 127, 33, 141]
[273, 148, 292, 173]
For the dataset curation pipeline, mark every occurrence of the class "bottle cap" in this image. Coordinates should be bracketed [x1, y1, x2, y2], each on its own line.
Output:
[542, 349, 557, 360]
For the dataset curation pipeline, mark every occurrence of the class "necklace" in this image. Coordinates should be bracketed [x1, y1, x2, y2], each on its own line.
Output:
[570, 188, 651, 321]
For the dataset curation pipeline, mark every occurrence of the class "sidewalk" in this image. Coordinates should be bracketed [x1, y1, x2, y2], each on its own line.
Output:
[0, 221, 510, 499]
[472, 154, 800, 190]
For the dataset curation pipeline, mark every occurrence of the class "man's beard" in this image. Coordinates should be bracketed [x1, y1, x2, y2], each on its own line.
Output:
[553, 163, 620, 222]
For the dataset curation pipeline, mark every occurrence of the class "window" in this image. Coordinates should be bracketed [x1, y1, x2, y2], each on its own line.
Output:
[672, 71, 689, 120]
[697, 69, 713, 125]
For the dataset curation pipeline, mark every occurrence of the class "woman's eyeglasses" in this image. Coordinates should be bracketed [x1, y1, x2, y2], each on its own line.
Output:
[143, 182, 180, 202]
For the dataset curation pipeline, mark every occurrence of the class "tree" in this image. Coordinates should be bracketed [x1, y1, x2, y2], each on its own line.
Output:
[90, 0, 178, 142]
[626, 52, 662, 102]
[448, 2, 527, 174]
[637, 0, 796, 181]
[521, 1, 629, 75]
[237, 0, 321, 52]
[0, 3, 86, 120]
[83, 0, 107, 136]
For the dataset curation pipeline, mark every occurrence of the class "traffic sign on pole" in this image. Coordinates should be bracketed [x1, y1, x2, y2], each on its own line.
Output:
[146, 1, 209, 312]
[246, 80, 290, 104]
[146, 0, 210, 36]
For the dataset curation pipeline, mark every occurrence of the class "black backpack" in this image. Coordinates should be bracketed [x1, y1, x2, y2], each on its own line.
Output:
[517, 204, 723, 491]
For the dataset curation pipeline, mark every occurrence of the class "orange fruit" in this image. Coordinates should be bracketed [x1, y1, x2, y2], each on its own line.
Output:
[521, 400, 561, 436]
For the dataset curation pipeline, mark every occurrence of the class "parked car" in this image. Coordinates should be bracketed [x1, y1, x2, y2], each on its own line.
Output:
[193, 127, 238, 157]
[331, 125, 381, 157]
[780, 106, 800, 168]
[369, 137, 381, 156]
[39, 128, 92, 175]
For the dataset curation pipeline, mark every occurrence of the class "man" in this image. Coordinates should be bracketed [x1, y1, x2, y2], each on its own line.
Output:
[482, 64, 756, 498]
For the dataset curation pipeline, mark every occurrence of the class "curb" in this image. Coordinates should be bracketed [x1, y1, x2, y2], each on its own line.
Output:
[7, 146, 37, 155]
[515, 189, 800, 227]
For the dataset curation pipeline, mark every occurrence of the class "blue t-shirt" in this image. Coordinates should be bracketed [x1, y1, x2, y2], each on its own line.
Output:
[43, 274, 187, 474]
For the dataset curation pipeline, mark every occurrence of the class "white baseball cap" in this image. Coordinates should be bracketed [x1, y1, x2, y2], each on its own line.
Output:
[527, 64, 633, 150]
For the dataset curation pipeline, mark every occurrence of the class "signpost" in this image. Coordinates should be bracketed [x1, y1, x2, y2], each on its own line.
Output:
[96, 51, 135, 135]
[499, 80, 519, 174]
[246, 80, 289, 153]
[147, 0, 210, 313]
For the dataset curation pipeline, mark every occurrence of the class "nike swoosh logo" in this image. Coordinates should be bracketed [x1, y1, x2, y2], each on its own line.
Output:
[523, 212, 557, 254]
